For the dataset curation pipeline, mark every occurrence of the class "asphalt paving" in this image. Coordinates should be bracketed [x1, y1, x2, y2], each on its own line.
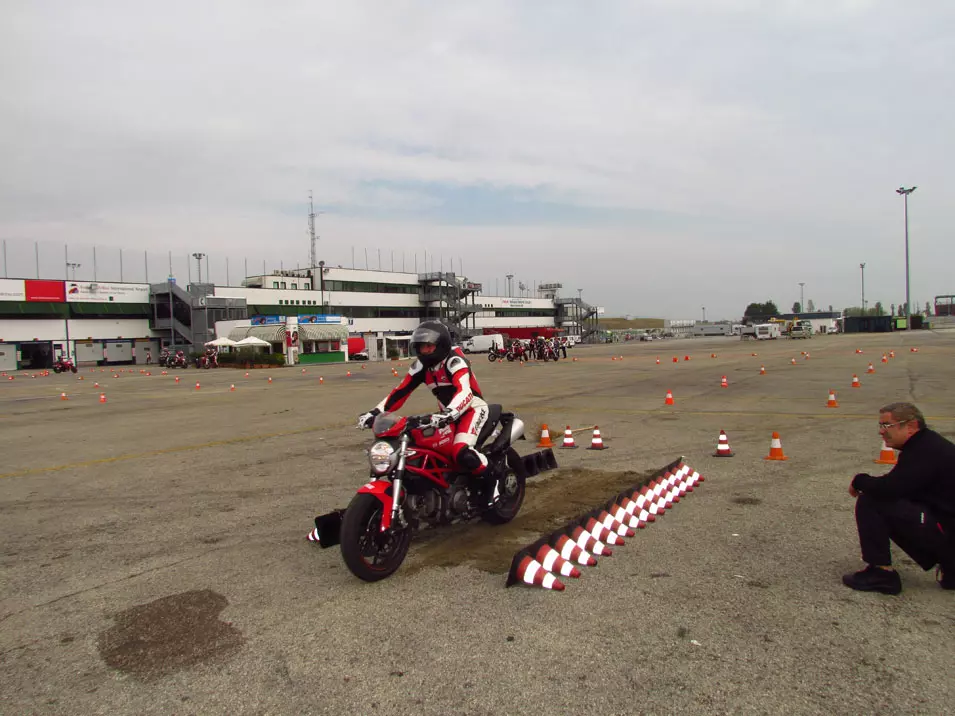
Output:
[1, 331, 954, 714]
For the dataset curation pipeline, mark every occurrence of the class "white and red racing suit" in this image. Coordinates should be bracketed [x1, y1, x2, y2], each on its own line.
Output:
[373, 347, 490, 474]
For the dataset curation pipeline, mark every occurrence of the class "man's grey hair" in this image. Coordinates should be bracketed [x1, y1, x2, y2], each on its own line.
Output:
[880, 402, 926, 429]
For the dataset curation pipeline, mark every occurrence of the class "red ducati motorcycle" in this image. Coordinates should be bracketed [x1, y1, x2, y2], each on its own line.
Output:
[52, 357, 78, 374]
[313, 407, 558, 582]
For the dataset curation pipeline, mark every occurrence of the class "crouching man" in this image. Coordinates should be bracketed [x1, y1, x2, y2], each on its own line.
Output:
[843, 402, 955, 594]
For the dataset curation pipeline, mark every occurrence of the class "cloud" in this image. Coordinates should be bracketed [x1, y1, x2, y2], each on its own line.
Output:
[1, 0, 953, 319]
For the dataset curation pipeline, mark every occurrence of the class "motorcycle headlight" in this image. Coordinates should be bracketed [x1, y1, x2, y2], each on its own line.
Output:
[368, 441, 396, 475]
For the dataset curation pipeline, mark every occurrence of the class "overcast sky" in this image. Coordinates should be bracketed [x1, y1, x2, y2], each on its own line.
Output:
[2, 1, 952, 320]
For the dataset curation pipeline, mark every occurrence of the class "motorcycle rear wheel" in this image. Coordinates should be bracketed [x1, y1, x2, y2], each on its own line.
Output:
[340, 492, 412, 582]
[482, 448, 527, 525]
[487, 353, 496, 362]
[53, 366, 61, 373]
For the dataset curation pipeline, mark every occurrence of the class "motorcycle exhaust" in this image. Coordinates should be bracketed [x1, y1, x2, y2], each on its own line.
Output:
[311, 509, 345, 548]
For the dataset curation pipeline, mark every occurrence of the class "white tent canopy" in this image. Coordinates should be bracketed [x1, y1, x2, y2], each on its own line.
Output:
[233, 336, 272, 351]
[205, 337, 237, 347]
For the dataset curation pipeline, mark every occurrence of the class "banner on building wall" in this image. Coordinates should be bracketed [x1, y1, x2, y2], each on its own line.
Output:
[251, 315, 283, 325]
[0, 279, 25, 301]
[501, 298, 531, 307]
[65, 282, 149, 303]
[298, 314, 343, 324]
[25, 280, 66, 302]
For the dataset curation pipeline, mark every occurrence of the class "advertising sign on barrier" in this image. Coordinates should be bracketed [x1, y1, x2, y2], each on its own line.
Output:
[66, 282, 149, 303]
[0, 278, 25, 301]
[250, 315, 283, 325]
[298, 314, 343, 324]
[25, 280, 66, 302]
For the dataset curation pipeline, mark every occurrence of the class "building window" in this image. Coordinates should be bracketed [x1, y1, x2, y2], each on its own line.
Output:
[272, 281, 279, 289]
[281, 282, 287, 289]
[291, 284, 297, 290]
[304, 283, 311, 290]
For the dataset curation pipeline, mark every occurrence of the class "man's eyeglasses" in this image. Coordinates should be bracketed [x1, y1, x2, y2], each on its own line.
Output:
[879, 420, 908, 430]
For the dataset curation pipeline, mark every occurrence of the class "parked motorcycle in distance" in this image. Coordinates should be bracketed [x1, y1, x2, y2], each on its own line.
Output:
[487, 346, 509, 362]
[52, 357, 78, 374]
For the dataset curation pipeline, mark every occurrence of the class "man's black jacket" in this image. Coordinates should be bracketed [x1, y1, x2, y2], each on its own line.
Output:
[853, 428, 955, 529]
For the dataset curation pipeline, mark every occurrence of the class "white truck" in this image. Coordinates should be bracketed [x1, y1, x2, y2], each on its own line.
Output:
[461, 334, 505, 354]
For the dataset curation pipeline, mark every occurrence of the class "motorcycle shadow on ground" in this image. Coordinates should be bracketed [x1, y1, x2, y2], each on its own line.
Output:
[403, 466, 662, 576]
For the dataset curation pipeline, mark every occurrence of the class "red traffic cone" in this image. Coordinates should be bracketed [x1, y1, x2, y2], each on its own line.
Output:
[537, 424, 554, 448]
[683, 355, 690, 361]
[506, 555, 565, 591]
[230, 384, 236, 392]
[319, 376, 324, 384]
[826, 389, 839, 408]
[533, 544, 581, 578]
[99, 393, 107, 403]
[710, 353, 717, 358]
[664, 390, 674, 405]
[867, 362, 875, 374]
[851, 374, 861, 388]
[910, 347, 918, 353]
[759, 365, 766, 375]
[713, 430, 734, 457]
[552, 534, 597, 566]
[720, 375, 728, 388]
[175, 376, 180, 384]
[672, 356, 678, 363]
[655, 358, 660, 364]
[790, 357, 796, 365]
[195, 382, 201, 390]
[346, 371, 352, 378]
[764, 431, 788, 461]
[244, 372, 250, 378]
[889, 350, 895, 359]
[855, 348, 863, 354]
[268, 376, 273, 383]
[60, 392, 68, 401]
[561, 426, 577, 449]
[874, 440, 897, 465]
[881, 354, 888, 364]
[587, 426, 606, 450]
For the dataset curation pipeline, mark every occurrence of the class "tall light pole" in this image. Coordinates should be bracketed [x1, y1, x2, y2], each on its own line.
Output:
[192, 252, 206, 284]
[701, 306, 706, 322]
[506, 274, 513, 297]
[859, 263, 866, 316]
[66, 262, 81, 280]
[896, 186, 916, 330]
[798, 282, 805, 314]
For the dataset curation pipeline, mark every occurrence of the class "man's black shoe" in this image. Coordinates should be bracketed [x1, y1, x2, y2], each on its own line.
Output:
[842, 565, 902, 595]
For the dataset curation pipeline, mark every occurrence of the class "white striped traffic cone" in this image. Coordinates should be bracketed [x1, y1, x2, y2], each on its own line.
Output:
[533, 544, 581, 579]
[507, 555, 565, 591]
[587, 426, 606, 450]
[713, 430, 734, 457]
[561, 426, 577, 449]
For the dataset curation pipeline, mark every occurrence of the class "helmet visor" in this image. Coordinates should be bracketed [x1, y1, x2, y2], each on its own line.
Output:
[411, 325, 444, 346]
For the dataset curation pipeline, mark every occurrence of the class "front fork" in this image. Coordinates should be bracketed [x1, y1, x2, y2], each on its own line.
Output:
[387, 434, 411, 528]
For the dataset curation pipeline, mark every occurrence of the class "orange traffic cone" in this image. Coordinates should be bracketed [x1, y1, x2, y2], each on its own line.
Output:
[195, 382, 201, 390]
[851, 374, 861, 388]
[713, 430, 734, 457]
[881, 354, 888, 363]
[506, 554, 565, 591]
[867, 362, 875, 374]
[60, 392, 68, 401]
[268, 376, 273, 383]
[346, 371, 352, 378]
[889, 350, 895, 359]
[77, 375, 83, 380]
[319, 376, 324, 384]
[587, 426, 607, 450]
[804, 352, 810, 360]
[790, 357, 796, 365]
[764, 432, 788, 461]
[751, 352, 758, 357]
[572, 356, 578, 362]
[720, 375, 728, 388]
[874, 440, 897, 465]
[683, 355, 690, 361]
[302, 368, 306, 374]
[244, 372, 250, 378]
[99, 393, 107, 403]
[361, 364, 366, 370]
[855, 348, 863, 354]
[175, 376, 180, 384]
[611, 356, 617, 361]
[561, 426, 577, 449]
[910, 347, 918, 353]
[826, 389, 839, 408]
[230, 384, 236, 392]
[655, 358, 660, 365]
[537, 424, 554, 448]
[759, 365, 766, 375]
[664, 390, 674, 405]
[94, 382, 100, 388]
[710, 353, 717, 358]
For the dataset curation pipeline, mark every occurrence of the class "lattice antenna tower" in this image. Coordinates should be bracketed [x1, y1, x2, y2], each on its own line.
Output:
[308, 191, 322, 269]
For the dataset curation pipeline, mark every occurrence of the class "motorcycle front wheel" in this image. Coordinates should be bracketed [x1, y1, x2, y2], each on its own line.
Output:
[482, 448, 527, 525]
[53, 366, 61, 373]
[487, 353, 497, 362]
[70, 366, 78, 373]
[340, 492, 412, 582]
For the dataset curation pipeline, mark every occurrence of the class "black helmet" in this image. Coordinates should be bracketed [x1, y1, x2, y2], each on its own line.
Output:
[411, 321, 452, 367]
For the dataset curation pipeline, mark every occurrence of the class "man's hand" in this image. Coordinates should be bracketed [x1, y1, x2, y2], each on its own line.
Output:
[357, 409, 380, 429]
[430, 411, 453, 429]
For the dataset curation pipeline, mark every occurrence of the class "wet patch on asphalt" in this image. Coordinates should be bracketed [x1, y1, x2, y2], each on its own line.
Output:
[406, 466, 662, 575]
[97, 589, 244, 680]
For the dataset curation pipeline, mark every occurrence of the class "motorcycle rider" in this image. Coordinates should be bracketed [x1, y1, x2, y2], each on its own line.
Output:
[358, 321, 493, 482]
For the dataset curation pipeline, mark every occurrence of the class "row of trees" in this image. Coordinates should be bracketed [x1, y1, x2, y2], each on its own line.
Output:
[743, 300, 934, 319]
